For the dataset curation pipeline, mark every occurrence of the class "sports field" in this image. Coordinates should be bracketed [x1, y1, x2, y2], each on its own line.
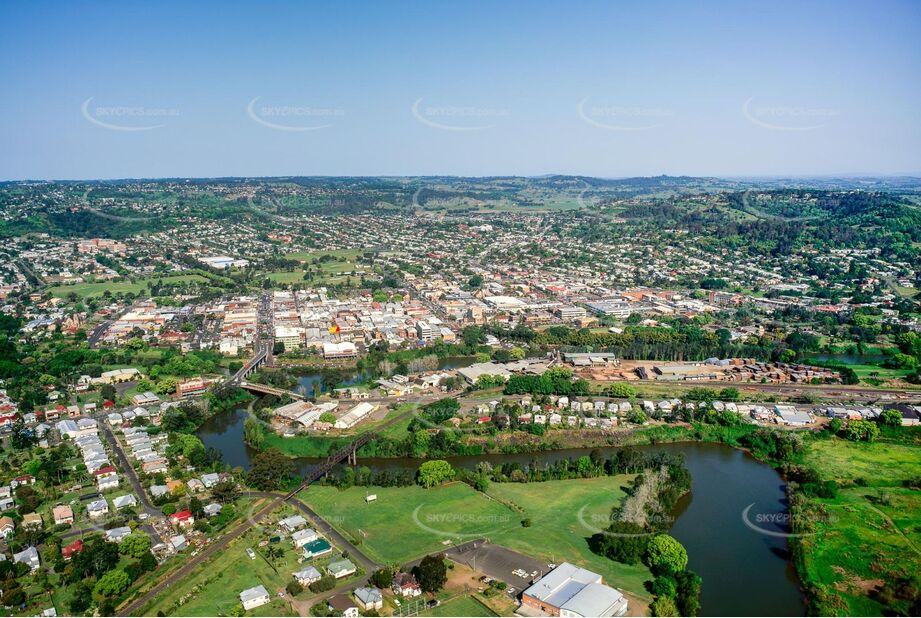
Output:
[47, 274, 210, 298]
[300, 475, 653, 598]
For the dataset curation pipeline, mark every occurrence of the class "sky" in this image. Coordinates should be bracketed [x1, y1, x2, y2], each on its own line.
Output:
[1, 0, 920, 180]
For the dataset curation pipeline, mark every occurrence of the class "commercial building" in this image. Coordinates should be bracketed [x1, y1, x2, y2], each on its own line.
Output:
[521, 563, 628, 617]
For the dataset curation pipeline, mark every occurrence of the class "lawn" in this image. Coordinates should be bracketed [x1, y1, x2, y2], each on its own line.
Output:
[285, 249, 364, 262]
[421, 595, 497, 617]
[47, 274, 210, 298]
[266, 270, 306, 284]
[300, 483, 513, 565]
[803, 434, 921, 486]
[263, 432, 352, 457]
[301, 476, 654, 599]
[486, 476, 653, 600]
[797, 486, 921, 616]
[796, 432, 921, 615]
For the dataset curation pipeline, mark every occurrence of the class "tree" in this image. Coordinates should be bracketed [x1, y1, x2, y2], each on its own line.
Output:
[879, 408, 902, 427]
[651, 595, 679, 617]
[370, 567, 393, 589]
[843, 419, 880, 442]
[417, 460, 454, 488]
[607, 383, 637, 398]
[286, 580, 303, 595]
[119, 533, 151, 558]
[644, 535, 688, 575]
[248, 448, 295, 490]
[93, 568, 130, 598]
[243, 417, 266, 449]
[414, 554, 447, 592]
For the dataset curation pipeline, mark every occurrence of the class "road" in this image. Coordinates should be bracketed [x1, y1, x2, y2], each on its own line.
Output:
[117, 496, 284, 617]
[100, 423, 162, 517]
[244, 491, 379, 572]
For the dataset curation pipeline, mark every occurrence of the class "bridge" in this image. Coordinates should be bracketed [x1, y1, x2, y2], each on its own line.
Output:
[230, 347, 268, 384]
[284, 431, 377, 498]
[238, 381, 306, 400]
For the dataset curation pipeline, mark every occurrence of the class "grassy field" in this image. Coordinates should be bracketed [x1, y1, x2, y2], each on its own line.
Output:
[421, 595, 497, 617]
[300, 476, 653, 599]
[796, 432, 921, 615]
[263, 432, 351, 457]
[285, 249, 364, 262]
[266, 270, 306, 284]
[47, 274, 210, 298]
[803, 434, 921, 486]
[485, 477, 653, 600]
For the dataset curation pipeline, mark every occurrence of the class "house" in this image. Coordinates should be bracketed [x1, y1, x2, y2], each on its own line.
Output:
[293, 566, 322, 586]
[279, 515, 308, 532]
[201, 472, 220, 488]
[105, 526, 132, 543]
[149, 484, 169, 499]
[354, 587, 384, 611]
[96, 473, 120, 491]
[392, 572, 422, 597]
[520, 562, 628, 617]
[186, 478, 205, 493]
[170, 534, 187, 551]
[0, 516, 14, 538]
[291, 528, 319, 548]
[327, 558, 357, 579]
[112, 494, 137, 510]
[53, 504, 74, 525]
[240, 585, 270, 611]
[13, 546, 40, 572]
[328, 594, 359, 618]
[87, 499, 109, 519]
[22, 512, 42, 530]
[302, 538, 333, 559]
[203, 503, 223, 517]
[170, 510, 195, 529]
[62, 539, 84, 561]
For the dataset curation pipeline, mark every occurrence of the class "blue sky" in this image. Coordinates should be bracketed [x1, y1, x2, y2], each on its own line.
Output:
[1, 0, 919, 179]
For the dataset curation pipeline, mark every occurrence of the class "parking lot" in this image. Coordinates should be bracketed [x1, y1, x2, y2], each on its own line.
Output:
[446, 540, 553, 595]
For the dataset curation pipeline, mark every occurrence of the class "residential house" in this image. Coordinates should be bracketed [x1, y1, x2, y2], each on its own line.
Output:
[279, 515, 307, 532]
[354, 587, 384, 611]
[0, 516, 14, 538]
[328, 594, 359, 618]
[13, 546, 40, 571]
[239, 585, 270, 611]
[87, 499, 109, 519]
[53, 504, 74, 525]
[293, 566, 322, 586]
[392, 572, 422, 597]
[170, 510, 195, 529]
[22, 512, 42, 530]
[62, 539, 84, 561]
[327, 558, 357, 579]
[112, 494, 137, 510]
[292, 528, 320, 548]
[105, 526, 132, 543]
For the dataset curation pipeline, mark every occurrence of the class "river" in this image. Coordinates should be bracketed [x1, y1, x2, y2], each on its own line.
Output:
[198, 409, 804, 616]
[290, 356, 477, 397]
